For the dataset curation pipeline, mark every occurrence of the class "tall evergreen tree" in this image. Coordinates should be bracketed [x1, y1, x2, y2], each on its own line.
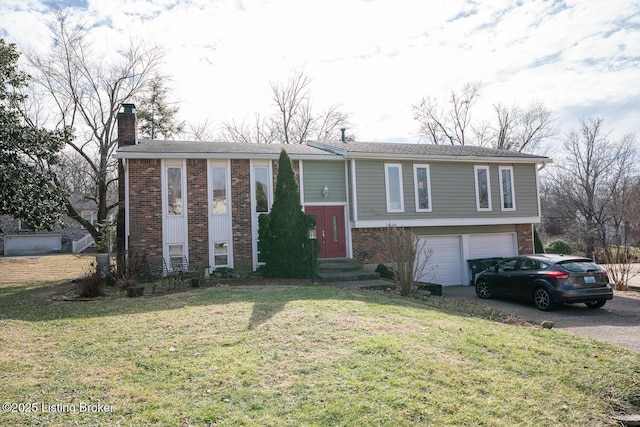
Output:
[534, 227, 544, 254]
[0, 39, 68, 231]
[137, 74, 184, 139]
[258, 150, 317, 278]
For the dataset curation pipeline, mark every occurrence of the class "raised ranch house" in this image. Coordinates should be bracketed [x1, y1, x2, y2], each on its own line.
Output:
[115, 104, 550, 286]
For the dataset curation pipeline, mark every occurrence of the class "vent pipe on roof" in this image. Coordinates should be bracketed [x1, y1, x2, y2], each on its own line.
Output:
[340, 128, 346, 143]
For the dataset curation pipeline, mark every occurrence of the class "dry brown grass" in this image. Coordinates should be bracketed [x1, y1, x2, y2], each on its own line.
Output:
[0, 254, 96, 286]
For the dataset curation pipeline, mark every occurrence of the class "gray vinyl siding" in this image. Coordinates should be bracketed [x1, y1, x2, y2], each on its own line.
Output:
[355, 160, 539, 221]
[411, 224, 516, 236]
[302, 160, 347, 203]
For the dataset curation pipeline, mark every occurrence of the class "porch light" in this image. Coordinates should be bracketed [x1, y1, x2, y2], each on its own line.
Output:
[322, 185, 329, 199]
[308, 225, 317, 284]
[308, 225, 317, 241]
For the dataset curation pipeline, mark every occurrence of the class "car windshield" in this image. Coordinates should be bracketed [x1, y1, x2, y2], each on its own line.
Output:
[557, 260, 602, 273]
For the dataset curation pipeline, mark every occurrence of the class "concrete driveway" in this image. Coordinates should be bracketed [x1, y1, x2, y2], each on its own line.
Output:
[443, 285, 640, 353]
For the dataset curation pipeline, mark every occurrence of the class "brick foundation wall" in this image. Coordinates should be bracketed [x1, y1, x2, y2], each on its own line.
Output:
[187, 159, 209, 267]
[352, 228, 388, 265]
[516, 223, 534, 254]
[128, 159, 162, 258]
[231, 159, 253, 271]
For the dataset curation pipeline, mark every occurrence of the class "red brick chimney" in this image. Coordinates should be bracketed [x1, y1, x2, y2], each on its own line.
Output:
[117, 103, 137, 146]
[116, 103, 137, 268]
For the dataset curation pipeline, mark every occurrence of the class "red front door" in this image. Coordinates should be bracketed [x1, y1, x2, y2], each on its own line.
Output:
[305, 206, 346, 258]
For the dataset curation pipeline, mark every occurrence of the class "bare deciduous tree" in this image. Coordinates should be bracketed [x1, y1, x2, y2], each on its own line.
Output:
[271, 72, 314, 144]
[380, 225, 432, 296]
[314, 105, 351, 141]
[412, 81, 482, 145]
[26, 10, 162, 249]
[220, 71, 352, 144]
[414, 83, 556, 153]
[515, 101, 557, 153]
[184, 118, 217, 142]
[219, 114, 277, 144]
[491, 102, 519, 150]
[544, 118, 639, 289]
[489, 101, 557, 152]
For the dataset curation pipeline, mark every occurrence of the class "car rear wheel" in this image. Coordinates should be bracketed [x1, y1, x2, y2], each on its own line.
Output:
[585, 300, 607, 309]
[475, 280, 492, 299]
[533, 287, 555, 311]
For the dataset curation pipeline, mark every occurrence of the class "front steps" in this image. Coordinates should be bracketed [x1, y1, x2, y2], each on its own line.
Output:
[317, 258, 380, 283]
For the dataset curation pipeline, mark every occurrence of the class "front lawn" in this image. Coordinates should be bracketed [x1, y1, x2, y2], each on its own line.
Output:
[0, 255, 638, 426]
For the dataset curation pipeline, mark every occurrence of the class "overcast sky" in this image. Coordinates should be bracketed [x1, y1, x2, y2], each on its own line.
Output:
[1, 0, 638, 145]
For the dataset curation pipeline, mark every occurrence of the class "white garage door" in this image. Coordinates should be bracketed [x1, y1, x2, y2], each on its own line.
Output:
[417, 236, 462, 286]
[4, 234, 62, 256]
[469, 233, 517, 259]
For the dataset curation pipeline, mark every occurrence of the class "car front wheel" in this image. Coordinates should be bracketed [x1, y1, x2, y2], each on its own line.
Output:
[586, 300, 607, 309]
[533, 287, 555, 311]
[475, 280, 492, 299]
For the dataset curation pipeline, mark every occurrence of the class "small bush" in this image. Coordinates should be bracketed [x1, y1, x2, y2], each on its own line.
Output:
[375, 264, 396, 280]
[214, 267, 237, 278]
[116, 251, 149, 287]
[380, 225, 432, 297]
[544, 239, 573, 255]
[76, 271, 105, 298]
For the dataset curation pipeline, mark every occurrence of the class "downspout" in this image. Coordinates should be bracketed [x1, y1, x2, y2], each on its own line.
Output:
[535, 161, 547, 228]
[124, 158, 129, 255]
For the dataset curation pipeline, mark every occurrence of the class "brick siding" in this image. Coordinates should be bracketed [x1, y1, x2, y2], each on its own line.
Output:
[231, 159, 253, 271]
[187, 159, 209, 267]
[516, 223, 534, 254]
[352, 228, 388, 265]
[127, 159, 162, 259]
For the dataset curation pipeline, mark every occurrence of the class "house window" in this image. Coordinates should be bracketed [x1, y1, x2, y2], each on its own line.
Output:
[18, 220, 32, 232]
[167, 167, 183, 215]
[168, 244, 184, 271]
[413, 164, 432, 212]
[213, 242, 229, 267]
[212, 166, 227, 214]
[385, 164, 404, 213]
[499, 166, 516, 211]
[254, 166, 270, 213]
[474, 165, 492, 211]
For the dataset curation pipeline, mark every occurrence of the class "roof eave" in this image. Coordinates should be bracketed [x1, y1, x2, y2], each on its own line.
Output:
[336, 153, 551, 163]
[114, 151, 343, 161]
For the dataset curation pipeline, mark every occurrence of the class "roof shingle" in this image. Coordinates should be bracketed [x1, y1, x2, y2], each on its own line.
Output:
[116, 138, 550, 163]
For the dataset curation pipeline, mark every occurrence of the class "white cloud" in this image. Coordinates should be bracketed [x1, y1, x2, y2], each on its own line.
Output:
[0, 0, 638, 141]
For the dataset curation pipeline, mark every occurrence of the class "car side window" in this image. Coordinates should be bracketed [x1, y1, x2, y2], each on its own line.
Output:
[518, 259, 537, 271]
[498, 259, 518, 273]
[539, 262, 550, 270]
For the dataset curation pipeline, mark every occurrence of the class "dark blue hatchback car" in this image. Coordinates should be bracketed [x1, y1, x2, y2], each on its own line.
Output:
[474, 254, 614, 311]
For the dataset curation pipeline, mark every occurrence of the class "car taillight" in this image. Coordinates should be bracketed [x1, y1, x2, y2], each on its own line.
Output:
[543, 271, 569, 280]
